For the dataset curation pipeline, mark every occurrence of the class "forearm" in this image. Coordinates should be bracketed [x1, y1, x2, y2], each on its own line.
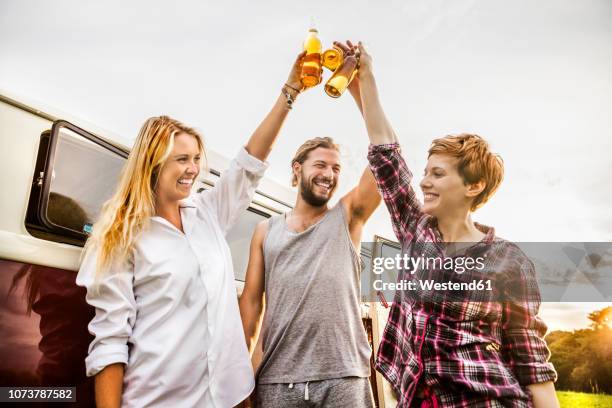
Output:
[527, 381, 559, 408]
[367, 144, 422, 241]
[239, 296, 264, 355]
[349, 86, 364, 116]
[245, 92, 291, 161]
[95, 363, 124, 408]
[358, 68, 397, 145]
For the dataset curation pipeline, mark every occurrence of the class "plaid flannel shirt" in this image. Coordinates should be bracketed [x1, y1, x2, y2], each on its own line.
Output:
[368, 143, 557, 408]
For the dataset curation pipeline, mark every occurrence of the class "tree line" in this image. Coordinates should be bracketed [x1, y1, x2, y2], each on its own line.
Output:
[546, 306, 612, 394]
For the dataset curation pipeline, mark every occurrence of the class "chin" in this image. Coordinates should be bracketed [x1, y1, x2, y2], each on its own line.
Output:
[176, 190, 191, 200]
[422, 205, 437, 217]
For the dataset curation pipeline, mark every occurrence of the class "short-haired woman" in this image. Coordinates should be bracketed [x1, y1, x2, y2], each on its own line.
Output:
[342, 40, 559, 407]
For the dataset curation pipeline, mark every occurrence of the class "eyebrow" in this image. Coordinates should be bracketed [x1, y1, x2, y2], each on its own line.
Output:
[174, 153, 200, 158]
[314, 160, 341, 168]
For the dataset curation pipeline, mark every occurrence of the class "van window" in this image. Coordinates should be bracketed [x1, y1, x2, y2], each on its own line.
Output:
[360, 243, 373, 302]
[48, 126, 126, 233]
[26, 121, 127, 245]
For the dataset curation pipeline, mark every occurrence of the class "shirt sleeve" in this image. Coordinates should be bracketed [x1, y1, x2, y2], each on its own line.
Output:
[75, 248, 137, 377]
[197, 146, 268, 234]
[500, 254, 557, 386]
[367, 143, 424, 243]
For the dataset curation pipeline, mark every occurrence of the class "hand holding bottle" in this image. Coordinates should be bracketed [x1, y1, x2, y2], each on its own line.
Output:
[332, 40, 361, 101]
[286, 50, 307, 98]
[300, 28, 323, 88]
[355, 41, 372, 75]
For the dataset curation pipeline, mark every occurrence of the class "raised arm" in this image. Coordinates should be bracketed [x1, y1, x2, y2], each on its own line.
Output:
[353, 41, 397, 145]
[198, 52, 308, 232]
[244, 51, 306, 161]
[341, 167, 381, 235]
[326, 42, 381, 232]
[339, 41, 423, 242]
[239, 220, 267, 355]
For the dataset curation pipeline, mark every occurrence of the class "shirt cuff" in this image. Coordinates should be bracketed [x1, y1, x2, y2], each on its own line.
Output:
[236, 146, 269, 176]
[85, 344, 129, 377]
[367, 142, 401, 154]
[515, 361, 558, 386]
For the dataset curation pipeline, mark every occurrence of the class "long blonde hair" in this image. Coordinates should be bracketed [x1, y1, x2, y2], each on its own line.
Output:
[85, 116, 204, 279]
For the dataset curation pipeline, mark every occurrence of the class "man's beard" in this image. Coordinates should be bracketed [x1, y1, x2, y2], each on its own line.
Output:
[299, 174, 334, 207]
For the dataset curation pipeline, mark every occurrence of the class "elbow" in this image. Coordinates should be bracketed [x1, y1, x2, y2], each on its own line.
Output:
[239, 292, 263, 320]
[86, 343, 129, 377]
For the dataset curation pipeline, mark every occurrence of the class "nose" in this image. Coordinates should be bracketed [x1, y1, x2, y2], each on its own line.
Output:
[186, 161, 198, 175]
[419, 176, 432, 191]
[322, 167, 334, 180]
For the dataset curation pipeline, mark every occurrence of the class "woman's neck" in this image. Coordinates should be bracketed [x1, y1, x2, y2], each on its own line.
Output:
[155, 199, 183, 231]
[436, 213, 484, 243]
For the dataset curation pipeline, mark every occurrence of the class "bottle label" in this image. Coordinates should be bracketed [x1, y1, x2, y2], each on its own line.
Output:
[301, 53, 322, 78]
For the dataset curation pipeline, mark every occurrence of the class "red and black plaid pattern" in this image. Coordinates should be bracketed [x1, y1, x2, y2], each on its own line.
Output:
[367, 143, 557, 407]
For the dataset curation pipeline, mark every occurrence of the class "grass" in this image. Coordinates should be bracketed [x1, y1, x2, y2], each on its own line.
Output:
[557, 391, 612, 408]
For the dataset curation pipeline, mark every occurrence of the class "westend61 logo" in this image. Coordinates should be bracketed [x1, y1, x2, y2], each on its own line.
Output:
[361, 242, 612, 302]
[372, 253, 486, 275]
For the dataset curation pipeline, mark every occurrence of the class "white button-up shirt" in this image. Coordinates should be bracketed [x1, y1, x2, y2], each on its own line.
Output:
[77, 147, 267, 408]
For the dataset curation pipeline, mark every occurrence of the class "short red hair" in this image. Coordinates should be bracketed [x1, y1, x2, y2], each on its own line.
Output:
[428, 133, 504, 211]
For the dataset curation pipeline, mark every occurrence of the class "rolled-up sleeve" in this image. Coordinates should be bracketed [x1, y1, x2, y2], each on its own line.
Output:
[501, 256, 557, 385]
[76, 248, 137, 377]
[198, 146, 268, 234]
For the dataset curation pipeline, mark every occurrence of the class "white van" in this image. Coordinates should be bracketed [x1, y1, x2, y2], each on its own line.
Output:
[0, 91, 396, 407]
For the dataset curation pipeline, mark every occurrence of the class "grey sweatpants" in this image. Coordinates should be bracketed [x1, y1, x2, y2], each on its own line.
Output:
[255, 377, 375, 408]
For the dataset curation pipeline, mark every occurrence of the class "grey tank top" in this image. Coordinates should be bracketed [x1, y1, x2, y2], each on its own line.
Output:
[256, 202, 372, 384]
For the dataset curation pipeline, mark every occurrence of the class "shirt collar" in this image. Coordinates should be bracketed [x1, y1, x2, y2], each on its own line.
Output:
[474, 222, 496, 244]
[179, 196, 197, 209]
[428, 218, 496, 245]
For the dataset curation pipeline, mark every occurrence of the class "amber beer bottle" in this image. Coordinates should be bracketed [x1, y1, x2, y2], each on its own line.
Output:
[322, 46, 343, 71]
[324, 52, 358, 98]
[300, 28, 322, 88]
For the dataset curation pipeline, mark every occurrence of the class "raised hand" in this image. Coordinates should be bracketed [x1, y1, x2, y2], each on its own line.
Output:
[285, 50, 308, 95]
[333, 40, 363, 111]
[354, 41, 372, 74]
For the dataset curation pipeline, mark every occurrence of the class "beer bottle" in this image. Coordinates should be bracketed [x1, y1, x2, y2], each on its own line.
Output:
[300, 28, 322, 88]
[322, 46, 343, 71]
[324, 53, 358, 98]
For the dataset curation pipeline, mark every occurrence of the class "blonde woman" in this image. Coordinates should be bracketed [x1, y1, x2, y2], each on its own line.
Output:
[76, 53, 306, 408]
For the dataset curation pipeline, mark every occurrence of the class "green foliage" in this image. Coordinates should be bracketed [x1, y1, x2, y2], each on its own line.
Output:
[546, 307, 612, 394]
[589, 307, 612, 330]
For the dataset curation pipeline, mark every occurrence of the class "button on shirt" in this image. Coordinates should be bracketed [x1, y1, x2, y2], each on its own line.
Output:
[76, 147, 268, 408]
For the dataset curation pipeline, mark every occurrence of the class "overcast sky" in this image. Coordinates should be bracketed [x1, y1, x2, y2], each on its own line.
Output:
[1, 0, 610, 329]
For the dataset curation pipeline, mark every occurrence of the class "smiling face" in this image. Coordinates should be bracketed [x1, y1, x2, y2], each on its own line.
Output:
[419, 153, 483, 218]
[295, 147, 341, 207]
[155, 132, 201, 204]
